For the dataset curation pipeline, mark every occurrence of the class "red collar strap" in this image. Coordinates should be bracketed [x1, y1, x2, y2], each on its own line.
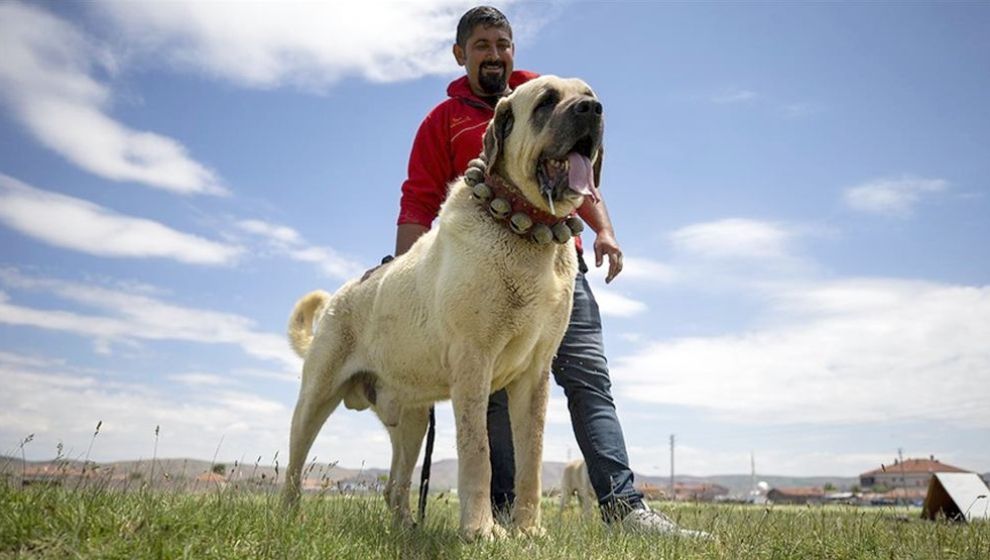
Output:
[462, 158, 584, 245]
[484, 172, 561, 226]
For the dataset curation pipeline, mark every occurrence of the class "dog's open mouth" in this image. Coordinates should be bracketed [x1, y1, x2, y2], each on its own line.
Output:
[537, 135, 600, 205]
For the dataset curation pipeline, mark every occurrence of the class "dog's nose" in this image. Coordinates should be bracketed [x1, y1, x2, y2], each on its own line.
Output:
[572, 98, 603, 117]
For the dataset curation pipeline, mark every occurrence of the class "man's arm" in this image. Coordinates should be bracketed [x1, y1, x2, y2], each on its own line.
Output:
[395, 223, 429, 256]
[394, 107, 452, 257]
[577, 196, 623, 283]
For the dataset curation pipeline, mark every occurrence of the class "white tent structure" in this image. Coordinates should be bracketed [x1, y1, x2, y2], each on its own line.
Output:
[921, 472, 990, 522]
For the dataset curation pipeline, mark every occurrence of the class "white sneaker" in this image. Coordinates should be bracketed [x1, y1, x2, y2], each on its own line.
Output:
[621, 505, 712, 539]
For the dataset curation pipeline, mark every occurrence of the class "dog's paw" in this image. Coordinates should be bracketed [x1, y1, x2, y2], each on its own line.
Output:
[460, 521, 508, 542]
[512, 524, 546, 539]
[391, 511, 416, 530]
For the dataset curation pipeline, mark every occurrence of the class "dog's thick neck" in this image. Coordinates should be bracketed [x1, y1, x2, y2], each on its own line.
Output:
[463, 158, 584, 245]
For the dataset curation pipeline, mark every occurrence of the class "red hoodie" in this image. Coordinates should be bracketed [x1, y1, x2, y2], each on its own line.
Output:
[398, 71, 541, 227]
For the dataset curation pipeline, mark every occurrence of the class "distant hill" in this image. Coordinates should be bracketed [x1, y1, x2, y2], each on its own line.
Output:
[635, 473, 859, 496]
[409, 459, 567, 494]
[412, 460, 858, 496]
[0, 455, 859, 495]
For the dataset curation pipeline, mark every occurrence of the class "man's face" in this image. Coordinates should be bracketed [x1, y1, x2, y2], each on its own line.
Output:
[453, 24, 514, 97]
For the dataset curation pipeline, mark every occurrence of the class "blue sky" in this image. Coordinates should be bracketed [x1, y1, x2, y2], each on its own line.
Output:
[1, 1, 988, 479]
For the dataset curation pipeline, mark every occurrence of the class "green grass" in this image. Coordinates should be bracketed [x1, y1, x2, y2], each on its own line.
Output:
[1, 482, 987, 559]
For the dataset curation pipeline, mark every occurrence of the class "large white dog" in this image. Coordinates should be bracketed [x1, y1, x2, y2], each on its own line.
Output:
[281, 76, 604, 540]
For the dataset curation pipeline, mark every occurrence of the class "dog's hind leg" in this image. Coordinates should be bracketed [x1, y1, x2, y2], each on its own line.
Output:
[383, 405, 429, 527]
[281, 344, 349, 510]
[281, 386, 342, 509]
[505, 366, 551, 536]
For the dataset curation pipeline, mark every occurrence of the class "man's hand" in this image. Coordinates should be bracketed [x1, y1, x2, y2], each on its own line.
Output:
[577, 194, 621, 283]
[360, 255, 395, 282]
[594, 229, 623, 283]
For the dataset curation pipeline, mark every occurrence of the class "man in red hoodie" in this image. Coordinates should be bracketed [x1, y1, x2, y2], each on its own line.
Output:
[394, 6, 705, 537]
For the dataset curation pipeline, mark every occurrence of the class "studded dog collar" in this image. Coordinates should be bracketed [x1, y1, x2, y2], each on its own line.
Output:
[462, 158, 584, 245]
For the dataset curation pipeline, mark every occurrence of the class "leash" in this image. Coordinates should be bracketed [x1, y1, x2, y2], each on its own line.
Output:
[417, 405, 436, 524]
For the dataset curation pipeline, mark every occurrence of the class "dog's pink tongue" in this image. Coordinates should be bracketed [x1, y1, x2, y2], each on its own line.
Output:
[567, 152, 600, 203]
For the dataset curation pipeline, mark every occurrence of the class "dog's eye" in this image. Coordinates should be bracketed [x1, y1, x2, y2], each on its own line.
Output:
[536, 91, 558, 111]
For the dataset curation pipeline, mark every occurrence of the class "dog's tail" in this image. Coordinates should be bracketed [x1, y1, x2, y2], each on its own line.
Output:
[288, 290, 332, 357]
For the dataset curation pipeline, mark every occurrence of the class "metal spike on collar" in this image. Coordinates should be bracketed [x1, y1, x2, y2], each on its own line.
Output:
[565, 216, 584, 236]
[472, 182, 492, 201]
[489, 198, 511, 220]
[465, 166, 484, 187]
[510, 212, 533, 234]
[552, 222, 572, 243]
[530, 223, 553, 244]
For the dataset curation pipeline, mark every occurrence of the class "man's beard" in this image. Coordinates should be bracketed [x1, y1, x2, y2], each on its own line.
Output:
[478, 63, 507, 94]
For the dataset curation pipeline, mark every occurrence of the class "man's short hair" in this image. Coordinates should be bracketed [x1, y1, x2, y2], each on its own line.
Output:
[456, 6, 512, 48]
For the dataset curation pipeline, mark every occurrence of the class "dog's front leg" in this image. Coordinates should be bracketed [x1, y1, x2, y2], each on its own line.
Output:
[505, 366, 551, 536]
[384, 405, 430, 527]
[450, 359, 501, 541]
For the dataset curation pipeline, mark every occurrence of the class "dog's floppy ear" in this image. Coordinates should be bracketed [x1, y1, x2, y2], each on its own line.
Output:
[592, 145, 604, 191]
[483, 99, 514, 174]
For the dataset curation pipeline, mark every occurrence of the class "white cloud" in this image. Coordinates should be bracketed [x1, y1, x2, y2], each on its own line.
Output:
[0, 364, 292, 463]
[843, 176, 948, 217]
[591, 284, 648, 318]
[711, 87, 757, 104]
[289, 247, 367, 281]
[0, 268, 298, 369]
[236, 219, 302, 245]
[0, 350, 66, 369]
[0, 2, 223, 194]
[580, 254, 676, 318]
[613, 278, 990, 428]
[90, 1, 496, 91]
[235, 219, 366, 281]
[671, 218, 792, 260]
[169, 373, 231, 387]
[620, 256, 677, 284]
[0, 174, 241, 265]
[583, 266, 649, 318]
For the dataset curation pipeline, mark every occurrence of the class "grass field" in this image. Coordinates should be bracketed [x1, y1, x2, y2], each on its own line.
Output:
[2, 480, 987, 560]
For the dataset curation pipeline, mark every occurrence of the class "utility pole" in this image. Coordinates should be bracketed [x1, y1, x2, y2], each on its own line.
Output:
[669, 434, 675, 501]
[898, 447, 909, 508]
[751, 451, 756, 494]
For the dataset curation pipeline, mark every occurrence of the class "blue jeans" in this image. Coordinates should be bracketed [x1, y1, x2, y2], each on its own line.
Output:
[487, 254, 644, 522]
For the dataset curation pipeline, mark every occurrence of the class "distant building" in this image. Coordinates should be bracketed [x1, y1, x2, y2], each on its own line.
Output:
[861, 487, 928, 506]
[636, 482, 668, 500]
[767, 486, 825, 505]
[860, 456, 969, 490]
[675, 482, 730, 502]
[637, 482, 729, 502]
[194, 471, 228, 489]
